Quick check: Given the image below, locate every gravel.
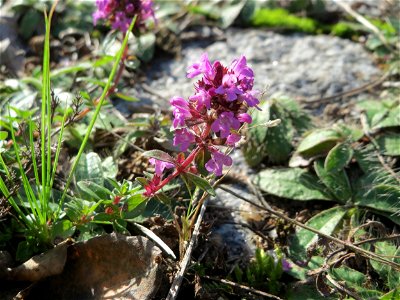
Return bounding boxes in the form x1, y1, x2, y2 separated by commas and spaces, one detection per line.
120, 28, 380, 114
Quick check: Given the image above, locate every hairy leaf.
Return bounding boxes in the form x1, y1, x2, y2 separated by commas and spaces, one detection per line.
254, 168, 332, 201
324, 142, 353, 172
314, 160, 351, 203
289, 206, 347, 261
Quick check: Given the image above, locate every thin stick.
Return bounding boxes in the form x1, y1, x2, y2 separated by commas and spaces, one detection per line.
333, 0, 394, 51
166, 199, 208, 300
202, 275, 283, 300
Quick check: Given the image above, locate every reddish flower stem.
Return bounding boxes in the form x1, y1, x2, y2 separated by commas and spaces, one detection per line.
108, 45, 129, 95
151, 123, 212, 194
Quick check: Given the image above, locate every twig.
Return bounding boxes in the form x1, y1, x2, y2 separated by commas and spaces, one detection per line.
333, 0, 395, 52
325, 273, 362, 300
218, 185, 400, 271
301, 71, 390, 106
202, 275, 283, 300
166, 199, 208, 300
354, 234, 400, 247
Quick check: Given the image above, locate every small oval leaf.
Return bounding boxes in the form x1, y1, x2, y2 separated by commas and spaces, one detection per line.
143, 150, 175, 164
324, 142, 354, 172
297, 129, 342, 158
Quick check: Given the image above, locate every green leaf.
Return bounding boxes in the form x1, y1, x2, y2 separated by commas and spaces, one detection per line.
373, 105, 400, 130
353, 145, 382, 173
297, 129, 342, 158
243, 101, 269, 167
134, 32, 156, 63
19, 9, 41, 39
51, 220, 75, 241
314, 160, 351, 203
0, 131, 8, 140
330, 266, 383, 298
289, 206, 347, 261
219, 0, 246, 28
74, 152, 104, 186
286, 272, 337, 299
101, 156, 118, 179
115, 92, 139, 102
324, 142, 354, 172
376, 134, 400, 156
354, 181, 400, 215
370, 241, 400, 290
254, 168, 332, 201
123, 195, 147, 219
126, 194, 145, 212
264, 103, 294, 163
77, 180, 112, 201
182, 172, 215, 196
50, 62, 92, 78
92, 212, 113, 223
142, 150, 175, 164
380, 289, 400, 300
155, 192, 171, 205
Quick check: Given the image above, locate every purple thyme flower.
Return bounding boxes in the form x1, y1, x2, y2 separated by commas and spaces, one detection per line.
282, 259, 292, 272
173, 128, 195, 152
239, 90, 260, 108
211, 111, 241, 138
187, 53, 215, 79
189, 89, 212, 110
170, 96, 192, 128
215, 74, 243, 101
237, 113, 252, 124
231, 55, 254, 81
226, 133, 241, 146
93, 0, 156, 32
205, 150, 233, 176
112, 11, 130, 32
149, 158, 174, 176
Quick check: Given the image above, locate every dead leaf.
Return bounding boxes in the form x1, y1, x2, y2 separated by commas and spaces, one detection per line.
5, 241, 70, 282
17, 233, 162, 300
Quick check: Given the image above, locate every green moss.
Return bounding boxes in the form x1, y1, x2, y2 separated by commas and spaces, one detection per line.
251, 8, 317, 33
330, 21, 360, 38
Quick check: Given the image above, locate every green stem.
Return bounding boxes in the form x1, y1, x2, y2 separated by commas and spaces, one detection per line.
56, 17, 137, 218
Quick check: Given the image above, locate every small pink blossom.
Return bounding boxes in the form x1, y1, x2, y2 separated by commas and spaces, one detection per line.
170, 96, 192, 128
226, 133, 241, 146
187, 53, 215, 79
211, 111, 241, 138
173, 128, 195, 151
239, 90, 260, 108
205, 150, 233, 176
237, 113, 252, 124
189, 89, 211, 110
215, 74, 242, 101
149, 158, 174, 176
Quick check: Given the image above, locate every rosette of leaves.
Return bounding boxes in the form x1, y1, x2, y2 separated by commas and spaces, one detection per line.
243, 95, 312, 167
254, 98, 400, 298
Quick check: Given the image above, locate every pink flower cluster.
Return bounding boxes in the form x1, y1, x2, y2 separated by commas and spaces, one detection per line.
143, 54, 259, 197
93, 0, 155, 32
171, 53, 259, 176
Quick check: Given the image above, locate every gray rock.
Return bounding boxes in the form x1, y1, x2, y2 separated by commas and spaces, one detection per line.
133, 29, 380, 112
